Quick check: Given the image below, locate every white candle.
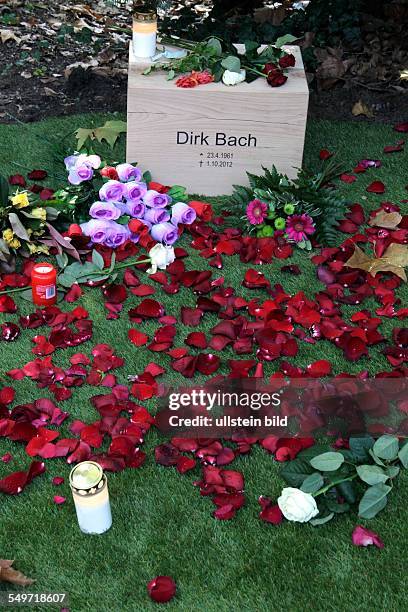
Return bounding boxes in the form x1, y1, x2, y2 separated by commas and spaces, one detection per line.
133, 8, 157, 58
69, 461, 112, 535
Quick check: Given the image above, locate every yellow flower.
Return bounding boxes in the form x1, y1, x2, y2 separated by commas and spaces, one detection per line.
2, 229, 21, 249
30, 207, 47, 221
11, 192, 30, 209
3, 229, 14, 244
27, 243, 49, 255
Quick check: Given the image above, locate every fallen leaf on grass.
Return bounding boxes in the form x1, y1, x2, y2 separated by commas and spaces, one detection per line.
0, 560, 34, 586
352, 100, 374, 117
0, 30, 21, 45
345, 243, 408, 281
368, 210, 403, 229
75, 120, 127, 150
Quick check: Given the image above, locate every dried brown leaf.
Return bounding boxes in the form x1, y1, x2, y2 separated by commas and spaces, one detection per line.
368, 210, 403, 229
352, 100, 374, 117
0, 560, 35, 586
345, 243, 408, 282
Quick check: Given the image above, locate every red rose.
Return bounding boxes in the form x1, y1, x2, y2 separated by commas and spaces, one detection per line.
68, 224, 82, 237
267, 70, 288, 87
279, 53, 296, 69
262, 62, 278, 75
148, 181, 170, 193
100, 166, 119, 180
189, 200, 213, 221
128, 219, 149, 234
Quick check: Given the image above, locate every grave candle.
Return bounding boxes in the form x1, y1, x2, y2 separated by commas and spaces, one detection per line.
31, 263, 57, 306
133, 8, 157, 58
69, 461, 112, 535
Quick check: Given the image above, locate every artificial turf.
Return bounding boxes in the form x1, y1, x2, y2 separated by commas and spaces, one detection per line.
0, 115, 407, 612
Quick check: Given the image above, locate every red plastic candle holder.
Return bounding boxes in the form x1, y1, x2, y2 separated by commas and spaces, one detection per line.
31, 263, 57, 306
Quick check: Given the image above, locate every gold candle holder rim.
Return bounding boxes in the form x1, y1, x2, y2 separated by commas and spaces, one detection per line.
69, 460, 104, 494
133, 9, 157, 21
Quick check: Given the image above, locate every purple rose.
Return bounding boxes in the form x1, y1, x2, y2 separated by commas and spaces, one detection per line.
80, 219, 110, 244
105, 221, 130, 248
116, 163, 142, 183
65, 154, 101, 186
125, 200, 145, 218
171, 202, 197, 225
144, 208, 170, 225
150, 222, 179, 245
144, 190, 172, 209
68, 164, 93, 185
99, 180, 126, 202
125, 181, 148, 201
89, 201, 121, 221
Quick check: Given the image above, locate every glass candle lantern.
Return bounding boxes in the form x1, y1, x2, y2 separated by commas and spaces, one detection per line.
133, 8, 157, 58
31, 263, 57, 306
69, 461, 112, 535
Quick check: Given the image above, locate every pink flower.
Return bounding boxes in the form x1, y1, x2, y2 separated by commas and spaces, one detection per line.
246, 199, 268, 225
286, 214, 315, 242
352, 526, 384, 549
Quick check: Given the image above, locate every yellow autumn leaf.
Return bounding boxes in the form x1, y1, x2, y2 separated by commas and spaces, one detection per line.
345, 243, 408, 282
368, 210, 402, 229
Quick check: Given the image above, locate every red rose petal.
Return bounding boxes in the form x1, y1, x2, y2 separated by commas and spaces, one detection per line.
53, 495, 66, 505
366, 181, 385, 194
128, 328, 149, 346
352, 525, 384, 548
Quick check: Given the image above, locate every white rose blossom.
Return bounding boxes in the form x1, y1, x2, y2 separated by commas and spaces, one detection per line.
222, 69, 246, 86
147, 243, 175, 274
277, 487, 319, 523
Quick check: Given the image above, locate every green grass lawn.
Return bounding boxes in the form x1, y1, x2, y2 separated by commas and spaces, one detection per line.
0, 115, 407, 611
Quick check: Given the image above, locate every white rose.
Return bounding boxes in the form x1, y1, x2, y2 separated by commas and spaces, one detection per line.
277, 487, 319, 523
222, 69, 246, 86
147, 243, 175, 274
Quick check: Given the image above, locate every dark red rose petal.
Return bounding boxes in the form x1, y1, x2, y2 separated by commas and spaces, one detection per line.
366, 181, 385, 194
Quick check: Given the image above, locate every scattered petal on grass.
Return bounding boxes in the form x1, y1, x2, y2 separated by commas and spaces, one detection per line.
352, 526, 384, 548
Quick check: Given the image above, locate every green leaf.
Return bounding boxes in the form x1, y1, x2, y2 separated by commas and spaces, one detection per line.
337, 481, 356, 504
326, 498, 350, 514
386, 466, 400, 479
369, 448, 386, 467
244, 40, 259, 54
0, 174, 9, 208
356, 465, 389, 486
280, 458, 315, 487
45, 206, 59, 221
274, 34, 298, 48
310, 452, 345, 472
373, 435, 399, 461
398, 441, 408, 468
75, 127, 94, 150
94, 120, 127, 149
349, 436, 375, 462
310, 513, 334, 526
221, 55, 241, 73
92, 249, 105, 270
8, 213, 30, 241
56, 252, 68, 270
300, 472, 324, 494
206, 37, 222, 56
358, 484, 391, 519
143, 170, 152, 184
166, 69, 175, 80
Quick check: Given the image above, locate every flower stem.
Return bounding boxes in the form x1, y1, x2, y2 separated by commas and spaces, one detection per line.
0, 258, 152, 297
0, 286, 29, 296
243, 65, 267, 78
314, 474, 357, 497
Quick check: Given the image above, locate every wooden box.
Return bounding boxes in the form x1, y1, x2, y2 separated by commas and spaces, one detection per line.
127, 45, 309, 196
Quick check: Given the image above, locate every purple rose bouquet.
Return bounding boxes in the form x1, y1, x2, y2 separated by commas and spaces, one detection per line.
61, 157, 197, 249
